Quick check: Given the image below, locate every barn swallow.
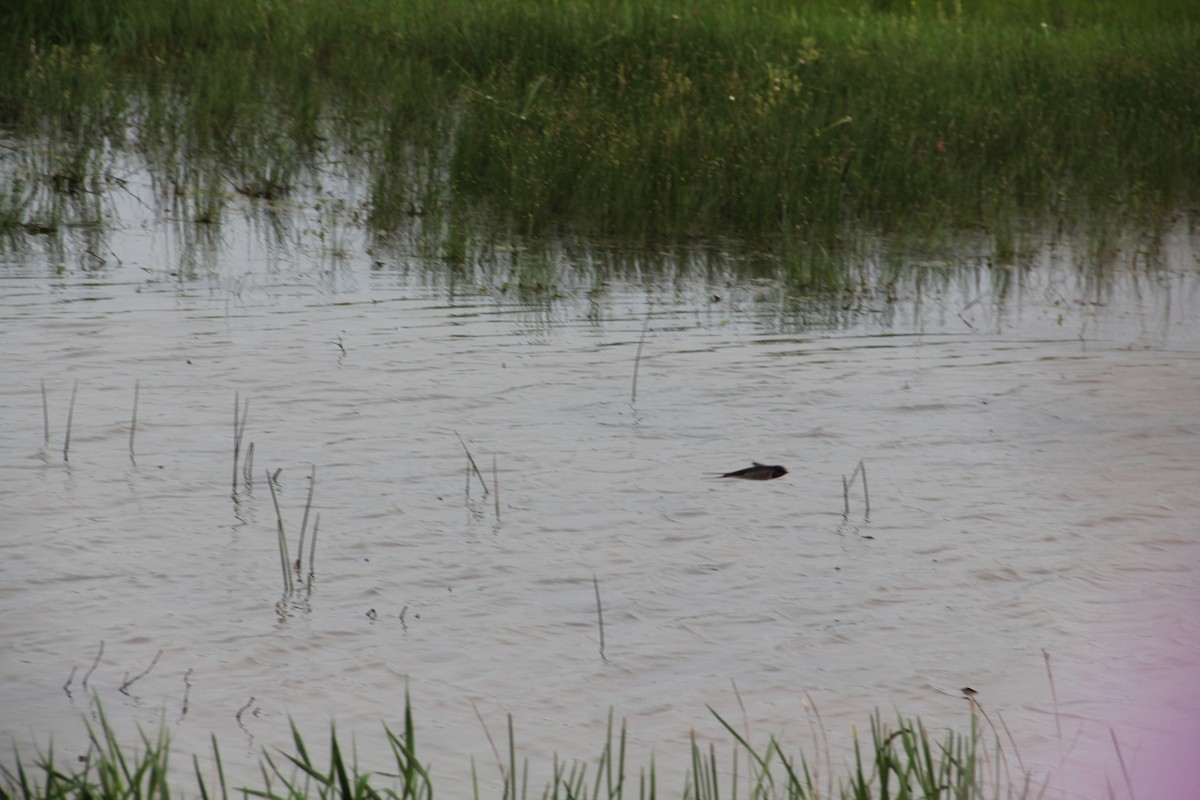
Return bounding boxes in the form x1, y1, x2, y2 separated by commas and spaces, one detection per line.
712, 462, 788, 480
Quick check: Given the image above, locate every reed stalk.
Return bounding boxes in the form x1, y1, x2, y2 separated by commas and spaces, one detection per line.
128, 379, 139, 461
40, 379, 49, 446
631, 307, 651, 404
295, 464, 316, 574
306, 513, 320, 587
232, 394, 249, 492
81, 640, 103, 690
118, 649, 162, 694
593, 574, 607, 661
266, 468, 293, 594
455, 431, 489, 496
62, 379, 78, 462
492, 454, 500, 520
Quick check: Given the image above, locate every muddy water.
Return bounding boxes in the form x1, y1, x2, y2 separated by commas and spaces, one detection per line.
2, 206, 1199, 798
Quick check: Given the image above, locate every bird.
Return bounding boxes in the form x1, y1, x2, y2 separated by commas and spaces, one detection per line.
712, 462, 788, 480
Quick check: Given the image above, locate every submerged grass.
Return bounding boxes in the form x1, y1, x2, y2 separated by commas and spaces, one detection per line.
2, 696, 1038, 800
0, 0, 1197, 282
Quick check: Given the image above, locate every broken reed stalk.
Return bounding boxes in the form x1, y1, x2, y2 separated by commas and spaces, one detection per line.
40, 379, 50, 446
181, 668, 193, 718
1109, 729, 1137, 800
842, 459, 870, 516
236, 697, 255, 725
81, 641, 104, 690
307, 513, 320, 584
266, 468, 294, 594
296, 464, 316, 573
630, 306, 651, 403
859, 459, 870, 515
470, 699, 506, 781
63, 379, 78, 462
242, 441, 255, 486
593, 574, 607, 661
492, 455, 500, 520
129, 379, 140, 461
455, 430, 489, 496
232, 393, 249, 491
119, 649, 163, 694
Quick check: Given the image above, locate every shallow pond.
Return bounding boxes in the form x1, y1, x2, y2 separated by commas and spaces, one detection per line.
2, 187, 1199, 798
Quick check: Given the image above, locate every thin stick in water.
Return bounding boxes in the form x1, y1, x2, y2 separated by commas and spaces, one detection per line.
859, 458, 870, 515
842, 474, 850, 516
41, 379, 50, 446
181, 668, 193, 719
63, 665, 76, 696
129, 379, 140, 461
296, 465, 316, 573
232, 394, 249, 491
119, 649, 163, 694
593, 574, 607, 661
631, 306, 651, 403
1043, 648, 1064, 774
455, 430, 489, 496
235, 697, 255, 726
267, 468, 293, 594
82, 640, 104, 689
232, 393, 240, 490
242, 441, 255, 487
63, 379, 78, 462
471, 699, 505, 782
1109, 728, 1137, 800
306, 513, 320, 586
492, 455, 500, 520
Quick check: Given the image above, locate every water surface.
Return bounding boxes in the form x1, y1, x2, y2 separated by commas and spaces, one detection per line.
2, 194, 1199, 798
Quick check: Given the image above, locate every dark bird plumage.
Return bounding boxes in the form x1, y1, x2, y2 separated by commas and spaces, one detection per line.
713, 462, 788, 480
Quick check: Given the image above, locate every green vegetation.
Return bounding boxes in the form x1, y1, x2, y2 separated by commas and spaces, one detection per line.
2, 698, 1036, 800
1, 0, 1197, 280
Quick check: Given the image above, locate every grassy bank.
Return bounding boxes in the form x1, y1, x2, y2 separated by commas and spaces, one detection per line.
1, 0, 1198, 263
2, 698, 1032, 800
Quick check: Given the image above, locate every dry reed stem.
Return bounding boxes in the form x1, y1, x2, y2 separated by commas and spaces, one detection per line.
471, 699, 506, 781
63, 379, 78, 462
129, 379, 139, 461
1109, 728, 1137, 800
593, 574, 607, 661
296, 464, 316, 573
235, 697, 254, 726
82, 640, 103, 689
181, 668, 193, 718
119, 648, 163, 694
492, 454, 500, 520
232, 394, 250, 491
455, 430, 489, 496
40, 379, 49, 445
267, 468, 294, 594
242, 441, 255, 486
631, 306, 651, 403
843, 459, 870, 516
306, 513, 320, 586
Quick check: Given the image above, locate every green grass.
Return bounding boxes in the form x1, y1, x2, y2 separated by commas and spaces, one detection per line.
1, 0, 1197, 281
2, 696, 1038, 800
